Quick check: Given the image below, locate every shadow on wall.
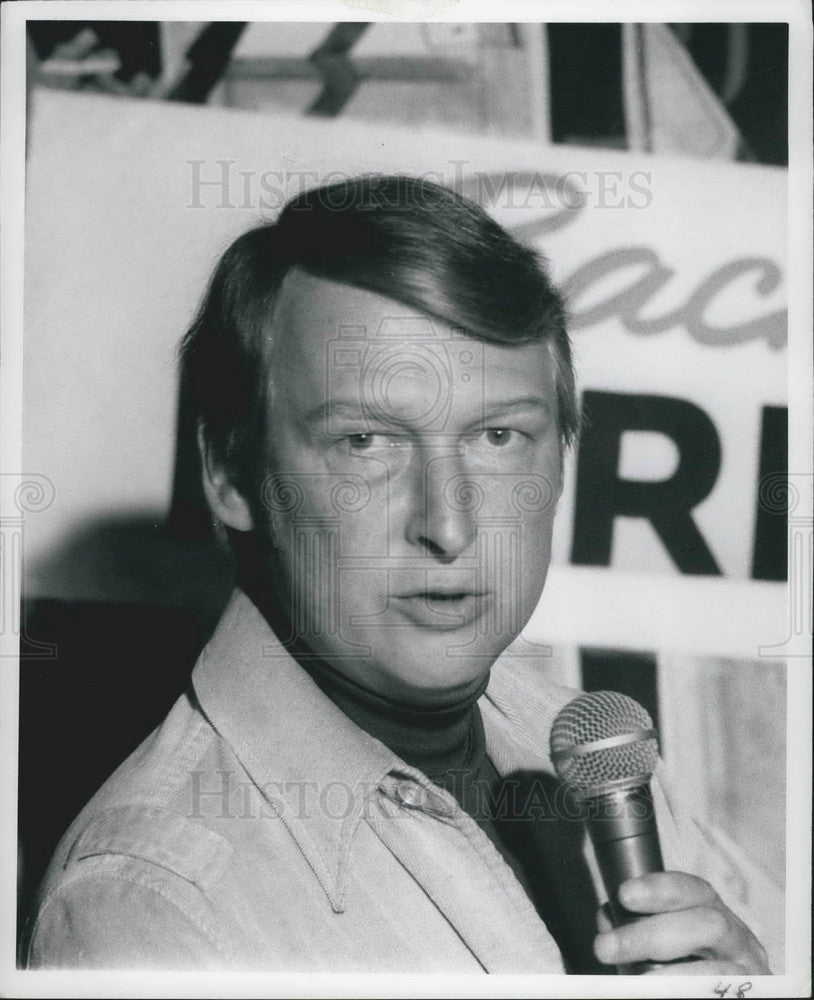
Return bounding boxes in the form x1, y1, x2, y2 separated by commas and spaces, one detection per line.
26, 512, 235, 634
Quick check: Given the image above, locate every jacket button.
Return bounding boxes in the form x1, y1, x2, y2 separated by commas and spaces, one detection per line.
395, 782, 425, 808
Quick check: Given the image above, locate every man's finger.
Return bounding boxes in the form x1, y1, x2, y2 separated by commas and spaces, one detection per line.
594, 905, 732, 965
617, 871, 719, 913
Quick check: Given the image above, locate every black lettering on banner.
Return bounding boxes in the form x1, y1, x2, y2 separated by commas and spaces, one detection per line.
751, 406, 788, 581
571, 392, 722, 575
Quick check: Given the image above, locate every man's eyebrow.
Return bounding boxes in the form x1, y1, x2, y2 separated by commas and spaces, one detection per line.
479, 396, 554, 418
303, 401, 365, 425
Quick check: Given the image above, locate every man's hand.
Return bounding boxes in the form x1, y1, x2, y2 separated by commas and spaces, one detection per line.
593, 872, 771, 975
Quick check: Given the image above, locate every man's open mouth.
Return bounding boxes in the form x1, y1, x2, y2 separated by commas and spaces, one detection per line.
390, 589, 490, 629
399, 590, 486, 602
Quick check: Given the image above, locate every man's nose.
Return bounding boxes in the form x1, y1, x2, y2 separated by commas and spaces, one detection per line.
404, 452, 477, 563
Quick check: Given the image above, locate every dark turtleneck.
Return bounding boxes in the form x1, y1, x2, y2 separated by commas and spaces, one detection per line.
295, 647, 491, 798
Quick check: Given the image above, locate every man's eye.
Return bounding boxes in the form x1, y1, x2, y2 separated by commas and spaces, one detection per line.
348, 433, 374, 450
484, 428, 514, 447
346, 433, 404, 452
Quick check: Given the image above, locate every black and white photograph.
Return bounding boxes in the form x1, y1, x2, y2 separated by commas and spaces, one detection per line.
1, 1, 811, 996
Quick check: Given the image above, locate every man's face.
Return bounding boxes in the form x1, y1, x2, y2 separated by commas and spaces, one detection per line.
255, 269, 562, 706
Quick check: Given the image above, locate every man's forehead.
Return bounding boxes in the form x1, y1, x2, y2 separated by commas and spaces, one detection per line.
272, 268, 422, 343
267, 268, 556, 409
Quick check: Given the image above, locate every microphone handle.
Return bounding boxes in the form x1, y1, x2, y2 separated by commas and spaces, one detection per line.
584, 783, 666, 975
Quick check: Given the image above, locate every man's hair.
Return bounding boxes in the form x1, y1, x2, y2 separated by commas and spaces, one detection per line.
180, 174, 578, 496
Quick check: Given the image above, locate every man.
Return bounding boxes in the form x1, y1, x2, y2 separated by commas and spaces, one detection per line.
26, 175, 771, 973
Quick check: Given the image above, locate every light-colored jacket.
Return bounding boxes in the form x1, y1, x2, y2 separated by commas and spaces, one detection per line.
25, 589, 779, 972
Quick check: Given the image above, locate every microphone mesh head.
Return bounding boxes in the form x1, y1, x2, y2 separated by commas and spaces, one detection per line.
550, 690, 659, 794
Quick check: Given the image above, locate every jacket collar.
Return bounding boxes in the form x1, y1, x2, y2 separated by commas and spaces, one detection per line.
191, 589, 575, 912
192, 589, 405, 912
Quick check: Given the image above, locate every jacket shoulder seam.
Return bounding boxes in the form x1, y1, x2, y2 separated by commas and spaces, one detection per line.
28, 857, 236, 967
64, 803, 233, 891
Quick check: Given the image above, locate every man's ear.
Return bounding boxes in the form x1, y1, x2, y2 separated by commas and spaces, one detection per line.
198, 425, 255, 532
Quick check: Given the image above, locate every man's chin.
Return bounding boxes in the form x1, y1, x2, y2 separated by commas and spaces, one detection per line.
331, 633, 512, 706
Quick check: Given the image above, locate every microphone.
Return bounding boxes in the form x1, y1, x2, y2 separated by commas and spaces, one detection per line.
550, 690, 663, 974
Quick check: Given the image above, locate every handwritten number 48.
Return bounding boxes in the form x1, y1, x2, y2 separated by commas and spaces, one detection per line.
714, 983, 752, 998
